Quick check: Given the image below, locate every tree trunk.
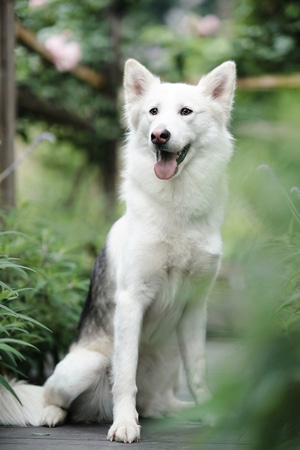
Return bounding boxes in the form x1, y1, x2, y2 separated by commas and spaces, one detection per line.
0, 0, 15, 208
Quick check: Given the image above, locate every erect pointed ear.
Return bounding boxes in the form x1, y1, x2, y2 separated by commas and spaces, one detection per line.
198, 61, 236, 120
124, 59, 160, 104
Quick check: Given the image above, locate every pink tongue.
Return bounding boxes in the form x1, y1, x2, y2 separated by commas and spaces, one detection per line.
154, 156, 177, 180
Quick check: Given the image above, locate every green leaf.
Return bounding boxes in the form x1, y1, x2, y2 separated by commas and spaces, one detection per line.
0, 304, 21, 317
0, 338, 38, 350
0, 343, 26, 361
0, 304, 50, 331
14, 314, 51, 332
0, 374, 22, 405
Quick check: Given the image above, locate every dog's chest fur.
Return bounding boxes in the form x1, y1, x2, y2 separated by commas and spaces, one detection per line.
127, 216, 220, 347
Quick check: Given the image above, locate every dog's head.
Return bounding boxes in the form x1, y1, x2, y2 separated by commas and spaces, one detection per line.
123, 59, 236, 180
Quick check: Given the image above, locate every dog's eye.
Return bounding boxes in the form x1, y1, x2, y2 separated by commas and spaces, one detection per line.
149, 107, 158, 115
180, 107, 193, 116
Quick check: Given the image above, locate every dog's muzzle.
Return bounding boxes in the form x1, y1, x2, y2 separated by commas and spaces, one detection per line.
154, 143, 191, 180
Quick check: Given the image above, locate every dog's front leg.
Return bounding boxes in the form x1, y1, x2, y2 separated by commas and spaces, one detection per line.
107, 289, 145, 443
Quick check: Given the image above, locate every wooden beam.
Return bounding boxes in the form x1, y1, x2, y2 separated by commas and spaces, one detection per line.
0, 0, 16, 208
15, 21, 106, 89
238, 73, 300, 90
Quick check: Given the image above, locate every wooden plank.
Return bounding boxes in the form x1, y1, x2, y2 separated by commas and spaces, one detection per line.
238, 73, 300, 90
0, 423, 249, 449
0, 0, 15, 207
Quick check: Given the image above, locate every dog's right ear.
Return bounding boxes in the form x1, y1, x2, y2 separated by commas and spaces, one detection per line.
124, 59, 160, 105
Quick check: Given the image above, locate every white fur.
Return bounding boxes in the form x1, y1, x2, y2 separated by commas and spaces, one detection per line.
0, 59, 236, 444
0, 381, 44, 426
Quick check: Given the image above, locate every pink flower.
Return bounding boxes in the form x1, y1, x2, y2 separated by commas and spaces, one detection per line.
196, 15, 220, 37
29, 0, 48, 8
44, 31, 82, 71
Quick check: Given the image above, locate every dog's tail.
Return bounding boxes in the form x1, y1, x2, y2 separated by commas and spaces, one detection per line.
0, 380, 44, 426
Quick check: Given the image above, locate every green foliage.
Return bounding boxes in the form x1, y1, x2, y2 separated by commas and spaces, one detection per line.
233, 0, 300, 75
173, 170, 300, 449
0, 249, 49, 396
134, 24, 232, 82
15, 0, 129, 195
0, 215, 89, 383
228, 196, 300, 450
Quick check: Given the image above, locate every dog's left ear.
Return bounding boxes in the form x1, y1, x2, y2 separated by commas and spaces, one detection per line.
124, 59, 160, 105
198, 61, 236, 121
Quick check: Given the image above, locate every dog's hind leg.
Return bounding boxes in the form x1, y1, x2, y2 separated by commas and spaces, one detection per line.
177, 299, 211, 406
41, 347, 109, 427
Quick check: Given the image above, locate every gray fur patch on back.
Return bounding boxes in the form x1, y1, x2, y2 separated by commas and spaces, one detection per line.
75, 245, 115, 342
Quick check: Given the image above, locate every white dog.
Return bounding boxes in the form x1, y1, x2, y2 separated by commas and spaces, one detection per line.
0, 59, 236, 443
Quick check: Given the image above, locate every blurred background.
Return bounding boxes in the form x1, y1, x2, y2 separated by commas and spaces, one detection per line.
1, 1, 300, 448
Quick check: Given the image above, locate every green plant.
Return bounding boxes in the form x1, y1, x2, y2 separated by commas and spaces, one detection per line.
0, 249, 49, 398
208, 170, 300, 449
0, 213, 90, 384
233, 0, 300, 75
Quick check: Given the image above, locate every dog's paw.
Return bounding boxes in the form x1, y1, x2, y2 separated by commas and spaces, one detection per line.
107, 421, 141, 443
41, 405, 67, 427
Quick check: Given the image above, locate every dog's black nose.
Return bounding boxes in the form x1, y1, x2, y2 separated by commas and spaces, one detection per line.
151, 128, 171, 145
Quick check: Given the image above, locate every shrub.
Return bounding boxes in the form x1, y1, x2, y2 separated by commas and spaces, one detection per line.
0, 250, 48, 396
0, 212, 89, 384
206, 169, 300, 449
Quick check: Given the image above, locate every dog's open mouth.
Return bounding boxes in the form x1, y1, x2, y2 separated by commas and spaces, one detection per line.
154, 144, 191, 180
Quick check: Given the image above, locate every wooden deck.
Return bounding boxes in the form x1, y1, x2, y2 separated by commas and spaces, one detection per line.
0, 422, 249, 449
0, 340, 248, 449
